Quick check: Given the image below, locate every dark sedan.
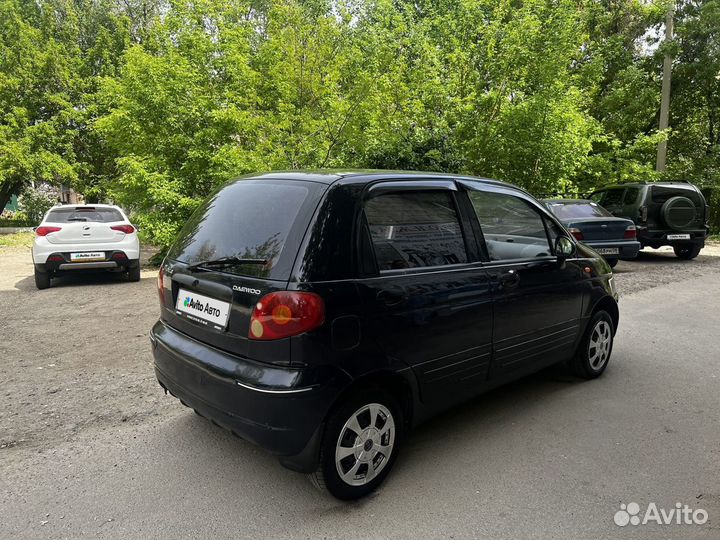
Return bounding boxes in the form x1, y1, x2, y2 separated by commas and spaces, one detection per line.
544, 199, 640, 267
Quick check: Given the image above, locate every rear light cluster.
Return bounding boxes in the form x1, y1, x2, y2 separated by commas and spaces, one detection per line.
35, 226, 62, 236
249, 291, 325, 340
568, 227, 584, 241
111, 225, 135, 234
623, 225, 637, 239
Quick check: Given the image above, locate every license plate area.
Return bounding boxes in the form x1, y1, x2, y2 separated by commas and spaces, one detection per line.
596, 248, 619, 255
175, 288, 231, 331
70, 251, 106, 262
667, 234, 691, 240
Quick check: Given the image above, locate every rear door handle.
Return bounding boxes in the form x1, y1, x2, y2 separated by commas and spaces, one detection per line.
376, 289, 407, 306
499, 269, 520, 289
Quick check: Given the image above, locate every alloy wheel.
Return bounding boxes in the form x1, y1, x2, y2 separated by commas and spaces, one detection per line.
588, 320, 612, 370
335, 403, 395, 486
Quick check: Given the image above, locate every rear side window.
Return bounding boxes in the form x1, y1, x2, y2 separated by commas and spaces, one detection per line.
46, 207, 124, 223
364, 191, 468, 271
601, 189, 625, 207
167, 180, 323, 279
468, 191, 552, 261
624, 188, 640, 205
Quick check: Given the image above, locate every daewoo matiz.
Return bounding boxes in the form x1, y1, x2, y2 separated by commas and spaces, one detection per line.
151, 171, 619, 500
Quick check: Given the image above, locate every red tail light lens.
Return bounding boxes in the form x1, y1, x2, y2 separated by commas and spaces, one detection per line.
249, 291, 325, 340
568, 227, 584, 241
157, 267, 165, 304
623, 225, 637, 239
111, 225, 135, 234
35, 226, 62, 236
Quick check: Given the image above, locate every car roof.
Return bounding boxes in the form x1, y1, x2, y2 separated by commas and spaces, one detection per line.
593, 182, 697, 190
235, 169, 514, 189
543, 198, 594, 204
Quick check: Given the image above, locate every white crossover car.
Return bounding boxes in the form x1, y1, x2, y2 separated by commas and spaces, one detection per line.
32, 204, 140, 289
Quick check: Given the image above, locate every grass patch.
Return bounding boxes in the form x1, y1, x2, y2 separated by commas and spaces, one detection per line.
0, 231, 34, 248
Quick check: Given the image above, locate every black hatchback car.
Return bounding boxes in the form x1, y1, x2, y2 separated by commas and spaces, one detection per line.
151, 171, 619, 500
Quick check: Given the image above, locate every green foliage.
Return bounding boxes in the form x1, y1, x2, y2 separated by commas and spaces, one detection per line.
1, 0, 719, 244
18, 188, 56, 224
0, 231, 34, 247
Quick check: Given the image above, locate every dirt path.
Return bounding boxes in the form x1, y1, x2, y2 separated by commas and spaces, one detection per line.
0, 244, 180, 467
1, 242, 719, 467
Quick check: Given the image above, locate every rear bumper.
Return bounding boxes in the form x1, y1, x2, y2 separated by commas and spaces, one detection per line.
583, 240, 640, 259
32, 236, 140, 264
150, 321, 349, 471
638, 229, 708, 248
34, 250, 139, 273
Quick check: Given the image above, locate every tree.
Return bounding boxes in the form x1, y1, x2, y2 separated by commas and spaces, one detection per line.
0, 0, 79, 210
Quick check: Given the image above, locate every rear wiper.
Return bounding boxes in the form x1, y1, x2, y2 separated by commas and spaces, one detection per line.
187, 256, 268, 271
67, 217, 89, 222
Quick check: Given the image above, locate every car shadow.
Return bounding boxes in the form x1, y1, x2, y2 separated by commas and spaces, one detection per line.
14, 271, 154, 291
621, 248, 716, 265
151, 363, 579, 506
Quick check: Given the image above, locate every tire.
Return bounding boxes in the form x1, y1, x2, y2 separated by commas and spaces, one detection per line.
673, 244, 701, 260
34, 268, 51, 290
661, 196, 697, 230
127, 261, 141, 282
606, 258, 618, 268
309, 388, 403, 500
570, 311, 614, 379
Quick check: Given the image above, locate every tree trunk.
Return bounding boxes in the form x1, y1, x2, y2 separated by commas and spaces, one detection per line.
0, 180, 23, 213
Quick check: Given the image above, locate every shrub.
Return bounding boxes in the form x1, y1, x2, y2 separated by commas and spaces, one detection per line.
18, 189, 57, 224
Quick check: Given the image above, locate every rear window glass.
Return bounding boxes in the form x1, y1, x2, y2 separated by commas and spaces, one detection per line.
547, 202, 611, 219
167, 180, 323, 279
364, 191, 468, 271
651, 186, 702, 206
46, 207, 124, 223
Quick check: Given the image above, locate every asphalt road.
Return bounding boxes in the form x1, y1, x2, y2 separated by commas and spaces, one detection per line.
2, 252, 720, 539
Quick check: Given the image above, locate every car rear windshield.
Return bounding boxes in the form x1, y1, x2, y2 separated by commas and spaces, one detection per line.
547, 202, 611, 219
167, 179, 324, 280
46, 207, 124, 223
651, 186, 703, 206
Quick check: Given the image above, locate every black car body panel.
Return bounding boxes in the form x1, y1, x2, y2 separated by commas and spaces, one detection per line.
151, 170, 619, 474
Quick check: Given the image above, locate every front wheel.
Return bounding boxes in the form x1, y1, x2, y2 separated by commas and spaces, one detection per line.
571, 311, 614, 379
673, 244, 701, 260
309, 389, 402, 500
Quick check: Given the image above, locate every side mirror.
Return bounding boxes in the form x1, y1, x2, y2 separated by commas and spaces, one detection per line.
555, 236, 575, 260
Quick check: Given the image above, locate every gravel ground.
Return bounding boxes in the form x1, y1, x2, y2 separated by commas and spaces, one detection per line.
0, 242, 719, 467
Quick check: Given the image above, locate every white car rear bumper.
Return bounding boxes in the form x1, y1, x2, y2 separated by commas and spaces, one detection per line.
32, 236, 140, 266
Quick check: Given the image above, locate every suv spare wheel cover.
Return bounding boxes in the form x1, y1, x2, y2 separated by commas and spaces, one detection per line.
661, 196, 696, 230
